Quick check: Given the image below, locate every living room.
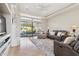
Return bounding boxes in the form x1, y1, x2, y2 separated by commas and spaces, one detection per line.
10, 3, 79, 56
29, 3, 79, 56
1, 3, 79, 56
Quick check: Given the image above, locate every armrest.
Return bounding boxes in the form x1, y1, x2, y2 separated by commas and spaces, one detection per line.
54, 40, 79, 56
54, 40, 72, 49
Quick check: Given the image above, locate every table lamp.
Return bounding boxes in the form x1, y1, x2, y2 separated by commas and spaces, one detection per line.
71, 24, 77, 33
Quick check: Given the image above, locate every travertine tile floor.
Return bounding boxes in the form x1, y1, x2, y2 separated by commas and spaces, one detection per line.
7, 38, 46, 56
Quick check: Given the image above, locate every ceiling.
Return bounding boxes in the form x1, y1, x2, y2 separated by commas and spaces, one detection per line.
10, 3, 75, 17
0, 3, 10, 14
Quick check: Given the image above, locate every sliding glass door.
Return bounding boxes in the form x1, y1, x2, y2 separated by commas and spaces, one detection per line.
20, 17, 32, 37
20, 17, 40, 37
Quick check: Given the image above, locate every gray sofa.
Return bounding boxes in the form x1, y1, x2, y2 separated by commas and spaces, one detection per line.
47, 30, 68, 41
54, 40, 79, 56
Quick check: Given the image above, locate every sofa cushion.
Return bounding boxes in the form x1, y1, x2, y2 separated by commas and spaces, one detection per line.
75, 35, 79, 40
64, 37, 75, 45
74, 41, 79, 52
70, 35, 79, 47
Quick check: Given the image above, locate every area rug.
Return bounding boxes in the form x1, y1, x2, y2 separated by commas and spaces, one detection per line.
30, 38, 54, 56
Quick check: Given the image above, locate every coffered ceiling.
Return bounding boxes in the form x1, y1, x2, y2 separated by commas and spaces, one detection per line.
9, 3, 76, 17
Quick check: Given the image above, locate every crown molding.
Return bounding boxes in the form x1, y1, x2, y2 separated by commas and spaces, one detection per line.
45, 3, 79, 19
17, 12, 46, 20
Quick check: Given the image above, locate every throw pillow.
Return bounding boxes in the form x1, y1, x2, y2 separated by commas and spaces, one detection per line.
64, 37, 75, 45
49, 32, 55, 35
57, 32, 62, 36
70, 35, 79, 47
61, 32, 66, 36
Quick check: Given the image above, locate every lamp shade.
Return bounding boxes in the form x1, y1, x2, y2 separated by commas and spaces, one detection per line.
71, 24, 77, 29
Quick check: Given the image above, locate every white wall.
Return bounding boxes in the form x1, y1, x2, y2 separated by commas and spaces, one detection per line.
33, 19, 48, 33
40, 19, 48, 32
3, 14, 12, 34
10, 18, 20, 47
48, 5, 79, 34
